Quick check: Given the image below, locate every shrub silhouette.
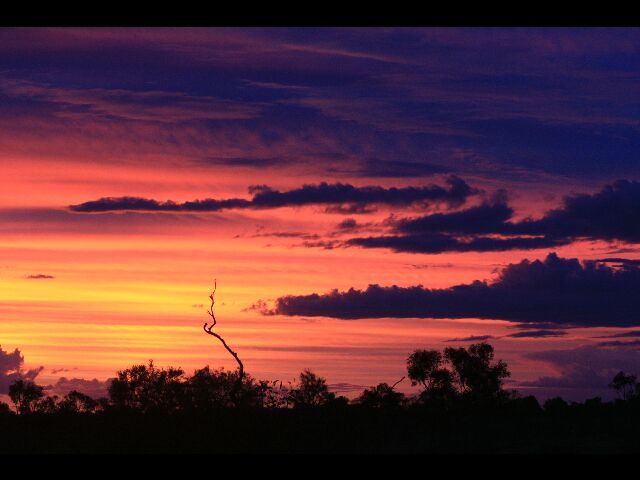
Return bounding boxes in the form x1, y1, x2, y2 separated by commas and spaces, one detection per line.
356, 382, 406, 409
287, 369, 336, 407
184, 366, 268, 410
58, 390, 99, 414
108, 360, 185, 413
1, 344, 640, 453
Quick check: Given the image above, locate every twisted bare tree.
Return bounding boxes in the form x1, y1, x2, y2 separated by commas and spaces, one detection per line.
202, 280, 244, 406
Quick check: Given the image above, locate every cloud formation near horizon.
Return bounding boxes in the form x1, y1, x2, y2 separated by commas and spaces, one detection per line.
46, 377, 112, 399
0, 345, 43, 394
69, 176, 476, 214
520, 345, 640, 400
254, 253, 640, 327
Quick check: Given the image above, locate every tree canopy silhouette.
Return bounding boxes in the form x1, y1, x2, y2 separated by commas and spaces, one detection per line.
2, 340, 640, 453
609, 371, 638, 401
356, 378, 406, 409
8, 379, 44, 414
407, 342, 510, 404
287, 369, 337, 408
108, 360, 185, 413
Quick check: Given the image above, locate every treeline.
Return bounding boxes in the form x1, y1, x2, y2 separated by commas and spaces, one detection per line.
2, 342, 639, 416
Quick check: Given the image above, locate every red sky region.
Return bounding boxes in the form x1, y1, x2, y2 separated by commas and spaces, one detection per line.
2, 27, 640, 402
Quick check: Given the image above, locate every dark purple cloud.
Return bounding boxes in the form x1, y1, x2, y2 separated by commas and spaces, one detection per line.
508, 180, 640, 243
255, 253, 640, 327
593, 258, 640, 270
346, 232, 565, 254
250, 176, 476, 209
342, 180, 640, 254
520, 345, 640, 401
395, 200, 514, 236
26, 274, 54, 279
597, 330, 640, 339
0, 345, 43, 394
252, 231, 320, 240
69, 196, 250, 213
595, 340, 640, 348
69, 176, 477, 214
336, 218, 358, 230
3, 29, 640, 186
504, 330, 567, 339
445, 335, 495, 342
46, 377, 112, 399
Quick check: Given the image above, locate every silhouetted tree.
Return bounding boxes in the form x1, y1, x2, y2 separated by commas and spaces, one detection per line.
58, 390, 98, 413
444, 342, 510, 403
262, 379, 292, 409
108, 360, 185, 413
407, 349, 456, 402
356, 379, 406, 409
609, 371, 638, 401
202, 280, 244, 407
34, 395, 59, 414
8, 379, 44, 414
288, 369, 336, 407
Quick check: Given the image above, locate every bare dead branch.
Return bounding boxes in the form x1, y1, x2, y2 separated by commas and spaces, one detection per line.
202, 279, 244, 406
391, 376, 406, 390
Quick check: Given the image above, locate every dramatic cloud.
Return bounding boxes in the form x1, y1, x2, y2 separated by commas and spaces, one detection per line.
256, 253, 640, 327
69, 196, 251, 213
343, 180, 640, 254
0, 345, 43, 394
69, 176, 477, 214
250, 177, 476, 209
395, 200, 514, 236
510, 180, 640, 243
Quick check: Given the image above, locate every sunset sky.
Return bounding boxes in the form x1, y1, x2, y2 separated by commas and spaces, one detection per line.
2, 27, 640, 402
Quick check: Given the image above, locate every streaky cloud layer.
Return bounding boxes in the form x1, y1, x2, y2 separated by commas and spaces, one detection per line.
69, 175, 477, 213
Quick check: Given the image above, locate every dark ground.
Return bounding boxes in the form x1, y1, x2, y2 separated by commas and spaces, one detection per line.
1, 405, 639, 453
